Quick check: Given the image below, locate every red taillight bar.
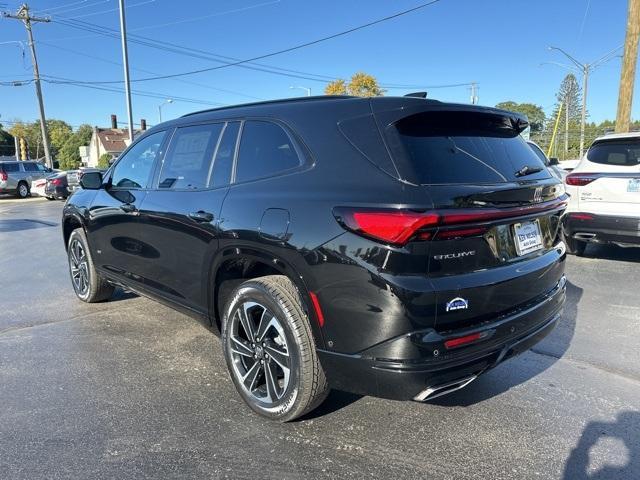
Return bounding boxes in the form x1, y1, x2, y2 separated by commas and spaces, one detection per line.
444, 332, 486, 349
0, 172, 7, 181
334, 197, 567, 246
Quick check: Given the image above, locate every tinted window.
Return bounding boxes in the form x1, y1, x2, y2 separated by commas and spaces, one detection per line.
23, 162, 38, 172
587, 140, 640, 166
210, 122, 240, 188
1, 163, 19, 173
111, 131, 165, 189
236, 121, 301, 183
35, 163, 47, 172
159, 123, 223, 189
527, 142, 549, 166
387, 111, 550, 184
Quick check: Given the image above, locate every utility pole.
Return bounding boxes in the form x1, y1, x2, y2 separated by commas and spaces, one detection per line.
616, 0, 640, 133
469, 82, 479, 105
2, 4, 53, 167
118, 0, 134, 142
547, 46, 622, 158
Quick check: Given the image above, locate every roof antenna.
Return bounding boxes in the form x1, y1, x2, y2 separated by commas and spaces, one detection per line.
404, 92, 427, 98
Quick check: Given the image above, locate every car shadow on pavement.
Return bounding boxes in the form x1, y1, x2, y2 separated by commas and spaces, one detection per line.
429, 280, 583, 408
298, 390, 363, 421
562, 411, 640, 479
582, 243, 640, 263
109, 288, 139, 303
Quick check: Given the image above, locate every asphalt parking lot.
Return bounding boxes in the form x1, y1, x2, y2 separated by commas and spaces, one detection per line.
1, 197, 639, 480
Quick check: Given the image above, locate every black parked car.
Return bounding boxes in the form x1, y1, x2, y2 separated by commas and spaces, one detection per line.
45, 172, 70, 200
62, 96, 568, 421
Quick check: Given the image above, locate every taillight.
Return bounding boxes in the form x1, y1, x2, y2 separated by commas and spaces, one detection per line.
0, 172, 7, 181
51, 178, 63, 186
334, 198, 567, 246
565, 172, 600, 186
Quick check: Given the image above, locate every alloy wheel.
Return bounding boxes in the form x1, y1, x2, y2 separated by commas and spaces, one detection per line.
228, 301, 291, 405
18, 184, 28, 198
69, 238, 89, 296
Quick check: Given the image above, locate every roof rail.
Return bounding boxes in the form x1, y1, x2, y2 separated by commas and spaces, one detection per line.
181, 95, 355, 118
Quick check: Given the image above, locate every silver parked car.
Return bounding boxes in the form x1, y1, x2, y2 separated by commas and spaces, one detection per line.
0, 160, 55, 198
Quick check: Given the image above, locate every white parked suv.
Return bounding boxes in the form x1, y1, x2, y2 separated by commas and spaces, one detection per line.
563, 132, 640, 255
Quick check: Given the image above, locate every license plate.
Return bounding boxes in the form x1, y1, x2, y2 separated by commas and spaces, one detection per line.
513, 220, 543, 256
628, 179, 640, 192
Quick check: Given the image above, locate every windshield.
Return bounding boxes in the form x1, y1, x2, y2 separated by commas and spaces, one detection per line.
386, 110, 550, 184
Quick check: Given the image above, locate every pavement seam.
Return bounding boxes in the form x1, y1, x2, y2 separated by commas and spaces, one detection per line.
0, 308, 114, 337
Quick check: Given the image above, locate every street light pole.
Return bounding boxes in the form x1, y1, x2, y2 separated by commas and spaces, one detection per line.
158, 99, 173, 123
547, 46, 622, 158
289, 85, 311, 97
118, 0, 134, 142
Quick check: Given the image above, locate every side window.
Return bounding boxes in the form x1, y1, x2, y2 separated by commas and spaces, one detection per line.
1, 163, 19, 173
35, 163, 47, 172
235, 120, 301, 183
111, 131, 165, 189
210, 121, 240, 188
159, 123, 223, 189
23, 162, 38, 172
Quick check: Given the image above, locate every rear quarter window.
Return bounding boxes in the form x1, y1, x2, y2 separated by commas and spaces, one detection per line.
587, 140, 640, 166
385, 110, 550, 184
1, 163, 20, 173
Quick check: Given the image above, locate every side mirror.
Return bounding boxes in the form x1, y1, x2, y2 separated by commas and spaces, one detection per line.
108, 156, 117, 166
549, 157, 560, 166
80, 171, 103, 190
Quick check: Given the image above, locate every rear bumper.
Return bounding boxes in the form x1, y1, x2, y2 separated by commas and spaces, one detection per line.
563, 213, 640, 246
318, 275, 566, 401
45, 185, 69, 199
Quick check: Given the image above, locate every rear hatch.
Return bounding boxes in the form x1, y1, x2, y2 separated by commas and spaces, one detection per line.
566, 137, 640, 217
374, 104, 567, 331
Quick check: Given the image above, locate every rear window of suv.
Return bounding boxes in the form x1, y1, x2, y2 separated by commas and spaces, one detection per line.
1, 162, 19, 173
587, 139, 640, 166
385, 110, 550, 184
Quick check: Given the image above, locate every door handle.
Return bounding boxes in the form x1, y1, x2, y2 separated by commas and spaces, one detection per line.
189, 210, 214, 223
120, 203, 138, 214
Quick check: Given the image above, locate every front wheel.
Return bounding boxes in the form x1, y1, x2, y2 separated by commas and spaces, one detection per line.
221, 275, 329, 422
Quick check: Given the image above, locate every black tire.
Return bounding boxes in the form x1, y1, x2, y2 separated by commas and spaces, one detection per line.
221, 275, 329, 422
46, 196, 55, 201
563, 232, 587, 256
67, 228, 115, 302
16, 181, 29, 199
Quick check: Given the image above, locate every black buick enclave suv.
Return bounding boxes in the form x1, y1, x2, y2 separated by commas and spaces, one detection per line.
63, 96, 567, 421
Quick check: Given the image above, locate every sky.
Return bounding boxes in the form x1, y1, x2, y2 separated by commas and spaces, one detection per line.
0, 0, 635, 130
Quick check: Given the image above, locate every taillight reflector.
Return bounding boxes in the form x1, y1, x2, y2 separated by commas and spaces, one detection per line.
569, 213, 594, 221
444, 332, 485, 349
565, 173, 600, 186
309, 292, 325, 328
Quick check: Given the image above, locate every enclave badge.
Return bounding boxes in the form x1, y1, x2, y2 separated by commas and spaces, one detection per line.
446, 297, 469, 312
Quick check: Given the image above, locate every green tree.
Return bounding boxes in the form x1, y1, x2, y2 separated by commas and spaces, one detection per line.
98, 153, 112, 169
47, 120, 73, 158
58, 124, 94, 170
495, 101, 547, 132
324, 72, 384, 97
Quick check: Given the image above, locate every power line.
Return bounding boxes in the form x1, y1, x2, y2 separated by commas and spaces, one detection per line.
49, 0, 444, 85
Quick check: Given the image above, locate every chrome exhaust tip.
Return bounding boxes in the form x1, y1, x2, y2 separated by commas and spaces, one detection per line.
574, 232, 596, 241
413, 375, 478, 402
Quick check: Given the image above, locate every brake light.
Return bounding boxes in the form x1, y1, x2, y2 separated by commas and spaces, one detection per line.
51, 178, 63, 186
565, 172, 600, 186
0, 172, 6, 181
568, 213, 594, 221
348, 211, 439, 244
334, 198, 567, 246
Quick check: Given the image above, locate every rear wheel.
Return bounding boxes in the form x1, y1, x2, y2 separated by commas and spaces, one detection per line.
563, 232, 587, 256
16, 181, 29, 199
221, 275, 329, 422
67, 228, 114, 302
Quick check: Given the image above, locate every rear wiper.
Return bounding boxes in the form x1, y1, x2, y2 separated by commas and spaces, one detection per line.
515, 165, 544, 177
